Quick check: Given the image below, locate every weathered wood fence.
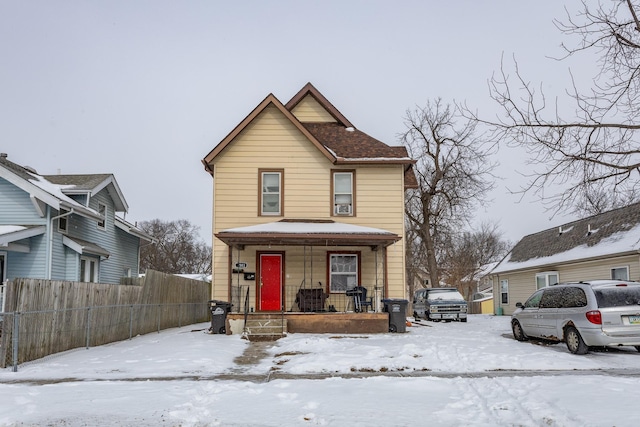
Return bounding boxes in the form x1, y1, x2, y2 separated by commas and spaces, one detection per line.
0, 270, 211, 369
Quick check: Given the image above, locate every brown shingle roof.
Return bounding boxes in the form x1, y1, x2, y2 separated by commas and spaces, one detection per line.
43, 174, 113, 190
303, 123, 411, 162
508, 202, 640, 263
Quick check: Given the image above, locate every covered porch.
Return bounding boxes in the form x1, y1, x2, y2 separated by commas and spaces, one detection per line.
214, 219, 402, 334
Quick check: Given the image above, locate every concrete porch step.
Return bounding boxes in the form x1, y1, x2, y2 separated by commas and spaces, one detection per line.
243, 318, 287, 341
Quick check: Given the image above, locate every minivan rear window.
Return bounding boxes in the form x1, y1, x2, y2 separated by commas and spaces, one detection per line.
594, 286, 640, 308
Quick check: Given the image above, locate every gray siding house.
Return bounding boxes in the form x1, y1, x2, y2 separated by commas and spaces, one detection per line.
0, 153, 152, 286
490, 202, 640, 315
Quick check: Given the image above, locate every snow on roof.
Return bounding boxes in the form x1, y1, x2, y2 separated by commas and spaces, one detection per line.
493, 223, 640, 273
221, 220, 396, 235
0, 225, 26, 236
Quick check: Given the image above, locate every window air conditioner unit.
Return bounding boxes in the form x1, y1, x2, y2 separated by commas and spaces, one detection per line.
336, 204, 352, 215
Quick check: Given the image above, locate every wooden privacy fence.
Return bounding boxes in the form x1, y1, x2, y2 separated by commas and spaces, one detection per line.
0, 270, 211, 369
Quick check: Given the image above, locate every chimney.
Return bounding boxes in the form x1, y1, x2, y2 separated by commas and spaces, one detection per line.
0, 153, 7, 159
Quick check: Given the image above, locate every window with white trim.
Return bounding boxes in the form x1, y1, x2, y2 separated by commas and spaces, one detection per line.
97, 203, 106, 229
329, 253, 359, 293
611, 266, 629, 280
500, 279, 509, 304
58, 208, 69, 233
80, 257, 99, 283
536, 271, 559, 290
259, 170, 283, 216
333, 171, 354, 216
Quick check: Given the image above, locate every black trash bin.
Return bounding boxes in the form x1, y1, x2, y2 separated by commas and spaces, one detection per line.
382, 298, 408, 333
208, 300, 233, 334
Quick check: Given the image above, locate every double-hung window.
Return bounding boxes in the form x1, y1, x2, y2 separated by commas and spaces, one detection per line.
500, 279, 509, 304
536, 272, 559, 290
332, 170, 354, 216
329, 252, 359, 293
259, 169, 283, 216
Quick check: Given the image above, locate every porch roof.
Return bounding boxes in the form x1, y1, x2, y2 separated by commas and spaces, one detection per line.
215, 219, 401, 249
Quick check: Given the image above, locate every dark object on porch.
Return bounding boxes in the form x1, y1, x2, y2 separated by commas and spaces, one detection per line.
209, 300, 233, 334
346, 286, 373, 312
382, 298, 408, 333
295, 288, 328, 312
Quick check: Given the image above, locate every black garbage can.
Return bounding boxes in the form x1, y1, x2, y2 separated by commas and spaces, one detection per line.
382, 298, 408, 333
208, 300, 233, 334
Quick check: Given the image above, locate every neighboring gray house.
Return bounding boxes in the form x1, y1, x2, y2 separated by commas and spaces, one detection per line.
0, 153, 152, 285
490, 202, 640, 315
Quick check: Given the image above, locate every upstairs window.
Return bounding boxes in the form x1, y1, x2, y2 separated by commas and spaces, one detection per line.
332, 170, 354, 216
259, 169, 283, 216
97, 203, 106, 230
536, 272, 559, 290
58, 208, 69, 233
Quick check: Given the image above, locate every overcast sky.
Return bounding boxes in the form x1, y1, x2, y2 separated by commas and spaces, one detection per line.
0, 1, 592, 244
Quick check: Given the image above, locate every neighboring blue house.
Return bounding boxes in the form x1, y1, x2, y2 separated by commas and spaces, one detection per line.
0, 153, 153, 285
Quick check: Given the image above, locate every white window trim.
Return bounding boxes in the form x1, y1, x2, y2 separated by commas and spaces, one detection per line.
535, 271, 559, 290
58, 208, 69, 234
97, 203, 106, 230
260, 170, 283, 216
611, 266, 629, 280
333, 171, 354, 216
329, 253, 359, 293
80, 256, 99, 283
500, 279, 508, 304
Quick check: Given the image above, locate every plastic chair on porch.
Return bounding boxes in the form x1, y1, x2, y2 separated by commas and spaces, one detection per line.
347, 285, 373, 312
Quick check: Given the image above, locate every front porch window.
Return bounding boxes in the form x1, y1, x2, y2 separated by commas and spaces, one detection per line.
329, 253, 359, 292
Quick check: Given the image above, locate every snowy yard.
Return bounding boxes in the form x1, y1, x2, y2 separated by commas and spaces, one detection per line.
1, 315, 639, 426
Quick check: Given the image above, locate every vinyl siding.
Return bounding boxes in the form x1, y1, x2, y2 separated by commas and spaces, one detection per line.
0, 178, 46, 225
6, 234, 47, 280
210, 104, 407, 302
492, 254, 640, 315
290, 96, 337, 123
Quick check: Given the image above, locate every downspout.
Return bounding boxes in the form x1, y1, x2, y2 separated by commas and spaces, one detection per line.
47, 208, 74, 279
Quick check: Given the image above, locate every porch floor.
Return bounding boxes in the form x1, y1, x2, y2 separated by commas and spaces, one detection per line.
227, 312, 389, 335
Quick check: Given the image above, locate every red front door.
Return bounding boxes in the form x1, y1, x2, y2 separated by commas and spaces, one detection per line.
259, 254, 282, 311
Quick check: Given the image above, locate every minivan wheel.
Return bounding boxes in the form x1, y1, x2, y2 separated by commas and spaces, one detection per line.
511, 320, 527, 341
565, 326, 588, 355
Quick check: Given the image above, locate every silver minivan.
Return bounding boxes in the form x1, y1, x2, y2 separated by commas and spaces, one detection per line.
511, 280, 640, 354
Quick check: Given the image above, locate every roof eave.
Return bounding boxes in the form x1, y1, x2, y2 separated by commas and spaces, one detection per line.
203, 93, 337, 167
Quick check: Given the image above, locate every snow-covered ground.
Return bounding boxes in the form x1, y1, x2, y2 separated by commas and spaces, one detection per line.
1, 315, 639, 426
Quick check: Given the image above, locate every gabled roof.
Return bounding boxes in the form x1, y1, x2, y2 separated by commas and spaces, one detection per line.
0, 154, 102, 220
285, 82, 354, 128
493, 202, 640, 274
202, 83, 416, 186
202, 93, 337, 169
44, 174, 129, 212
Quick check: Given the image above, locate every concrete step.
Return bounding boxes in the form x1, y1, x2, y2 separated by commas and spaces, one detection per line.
244, 318, 287, 341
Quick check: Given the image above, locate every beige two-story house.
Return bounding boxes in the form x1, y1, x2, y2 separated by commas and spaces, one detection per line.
202, 83, 416, 327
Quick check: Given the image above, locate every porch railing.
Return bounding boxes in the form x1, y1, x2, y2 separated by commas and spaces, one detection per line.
230, 283, 385, 314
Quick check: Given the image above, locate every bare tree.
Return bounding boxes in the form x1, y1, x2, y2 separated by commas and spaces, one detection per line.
472, 1, 640, 215
139, 219, 212, 275
440, 222, 511, 300
402, 99, 497, 290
